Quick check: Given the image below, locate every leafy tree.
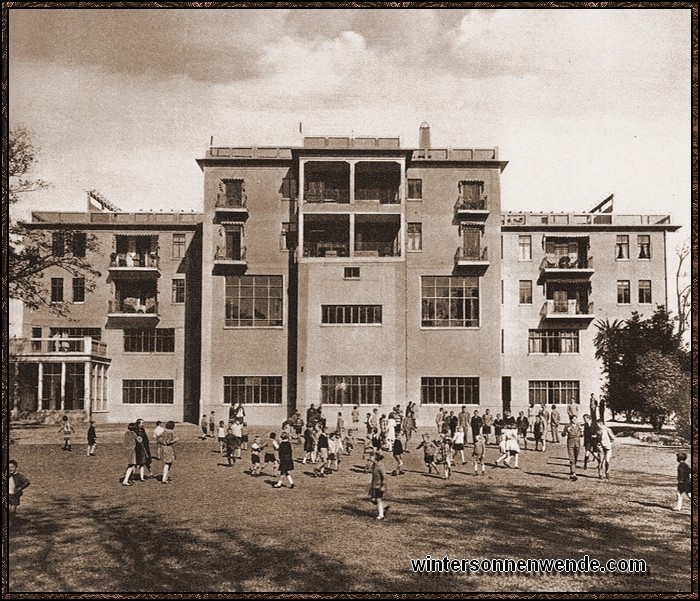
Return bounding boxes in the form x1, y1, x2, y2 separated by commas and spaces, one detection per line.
9, 128, 100, 316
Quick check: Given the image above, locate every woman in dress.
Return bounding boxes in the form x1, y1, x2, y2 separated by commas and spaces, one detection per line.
158, 421, 179, 484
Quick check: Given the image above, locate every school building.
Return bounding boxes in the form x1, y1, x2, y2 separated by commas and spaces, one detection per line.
10, 124, 679, 426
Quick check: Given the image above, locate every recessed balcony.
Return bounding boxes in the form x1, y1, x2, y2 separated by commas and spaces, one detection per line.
538, 254, 594, 284
108, 252, 160, 278
213, 247, 248, 272
455, 196, 489, 221
454, 246, 489, 273
540, 300, 595, 323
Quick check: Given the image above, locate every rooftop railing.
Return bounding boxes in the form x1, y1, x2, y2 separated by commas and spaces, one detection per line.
502, 213, 672, 226
10, 337, 108, 357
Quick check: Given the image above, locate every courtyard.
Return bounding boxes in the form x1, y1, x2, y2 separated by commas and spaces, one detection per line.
7, 423, 693, 593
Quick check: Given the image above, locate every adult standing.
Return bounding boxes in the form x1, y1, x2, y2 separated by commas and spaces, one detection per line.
122, 423, 139, 486
435, 408, 445, 435
458, 406, 470, 441
550, 405, 561, 443
597, 420, 616, 479
208, 411, 217, 438
470, 410, 483, 445
562, 416, 583, 481
351, 405, 360, 432
566, 397, 579, 422
158, 421, 178, 484
274, 433, 295, 489
482, 408, 494, 445
134, 419, 152, 481
589, 394, 599, 422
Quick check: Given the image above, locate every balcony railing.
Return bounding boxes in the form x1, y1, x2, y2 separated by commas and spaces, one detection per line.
109, 253, 160, 269
354, 241, 400, 257
214, 246, 247, 262
502, 212, 673, 226
108, 299, 159, 314
540, 254, 593, 270
215, 194, 247, 209
355, 188, 400, 204
304, 186, 350, 203
10, 337, 108, 358
454, 246, 489, 262
455, 196, 488, 211
541, 300, 595, 318
302, 243, 349, 258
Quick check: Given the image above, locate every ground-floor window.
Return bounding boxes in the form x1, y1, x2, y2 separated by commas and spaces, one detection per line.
528, 329, 579, 354
321, 375, 382, 405
123, 379, 174, 404
528, 380, 579, 405
224, 376, 283, 404
421, 377, 479, 405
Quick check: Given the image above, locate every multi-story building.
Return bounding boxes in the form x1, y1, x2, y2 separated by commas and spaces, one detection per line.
10, 125, 679, 426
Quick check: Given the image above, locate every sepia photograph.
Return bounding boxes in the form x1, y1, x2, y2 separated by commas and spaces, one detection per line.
5, 4, 695, 595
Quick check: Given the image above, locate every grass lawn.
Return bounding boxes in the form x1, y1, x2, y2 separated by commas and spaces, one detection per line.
7, 427, 693, 593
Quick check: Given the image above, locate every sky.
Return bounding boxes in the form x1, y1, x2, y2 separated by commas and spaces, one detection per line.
8, 7, 693, 314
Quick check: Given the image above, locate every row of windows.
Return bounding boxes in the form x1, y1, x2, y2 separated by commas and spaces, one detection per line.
528, 330, 579, 354
49, 278, 185, 304
516, 280, 652, 305
53, 232, 190, 259
517, 235, 652, 261
321, 305, 382, 324
123, 380, 174, 404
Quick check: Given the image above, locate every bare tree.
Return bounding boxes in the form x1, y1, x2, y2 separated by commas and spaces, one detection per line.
675, 238, 690, 346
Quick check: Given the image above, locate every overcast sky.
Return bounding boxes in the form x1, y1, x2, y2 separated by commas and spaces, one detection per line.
9, 8, 691, 271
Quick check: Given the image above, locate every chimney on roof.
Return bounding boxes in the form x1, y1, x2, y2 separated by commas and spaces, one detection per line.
419, 122, 431, 150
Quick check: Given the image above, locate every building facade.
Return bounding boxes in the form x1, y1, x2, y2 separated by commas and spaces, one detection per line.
10, 126, 679, 426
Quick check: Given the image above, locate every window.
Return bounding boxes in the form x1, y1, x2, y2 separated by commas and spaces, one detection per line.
519, 280, 532, 304
51, 278, 64, 303
172, 278, 185, 304
617, 280, 631, 304
639, 280, 652, 304
220, 179, 245, 207
321, 375, 381, 405
281, 176, 297, 200
172, 233, 186, 258
50, 328, 101, 340
529, 380, 579, 405
407, 223, 422, 251
225, 275, 283, 327
123, 380, 174, 404
421, 377, 479, 405
124, 329, 175, 353
407, 179, 423, 200
421, 276, 479, 327
216, 224, 244, 260
344, 267, 360, 279
518, 235, 532, 261
616, 235, 629, 260
224, 376, 282, 405
458, 181, 485, 209
52, 232, 86, 257
528, 330, 579, 354
322, 305, 382, 324
638, 235, 651, 259
72, 278, 85, 303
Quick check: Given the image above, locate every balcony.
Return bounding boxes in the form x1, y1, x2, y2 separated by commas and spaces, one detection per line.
454, 246, 489, 272
455, 196, 489, 221
108, 252, 160, 278
355, 188, 400, 204
214, 194, 248, 221
305, 184, 350, 204
108, 298, 158, 318
541, 300, 595, 323
538, 254, 594, 284
10, 337, 108, 361
213, 246, 248, 270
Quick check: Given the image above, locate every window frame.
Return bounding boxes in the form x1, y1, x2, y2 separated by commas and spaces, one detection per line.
638, 280, 652, 304
617, 280, 631, 304
320, 375, 382, 405
172, 233, 186, 259
407, 178, 423, 200
421, 376, 480, 405
344, 266, 360, 280
172, 278, 186, 304
122, 379, 174, 404
528, 329, 580, 354
407, 222, 423, 252
50, 278, 64, 303
321, 305, 383, 325
518, 280, 533, 305
637, 235, 651, 259
518, 235, 532, 261
123, 329, 176, 353
528, 380, 579, 405
421, 276, 480, 328
615, 235, 630, 260
224, 275, 284, 328
224, 376, 283, 405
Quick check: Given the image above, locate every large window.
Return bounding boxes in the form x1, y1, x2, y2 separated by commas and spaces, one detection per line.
123, 380, 174, 404
407, 179, 423, 200
322, 305, 382, 324
518, 235, 532, 261
52, 232, 86, 257
421, 377, 479, 405
72, 277, 85, 303
172, 278, 185, 304
124, 329, 175, 353
617, 280, 631, 304
321, 376, 382, 405
51, 278, 64, 303
172, 233, 186, 258
50, 327, 101, 340
529, 380, 579, 405
519, 280, 532, 304
638, 235, 651, 259
407, 223, 422, 251
421, 276, 479, 327
616, 235, 630, 260
224, 376, 283, 405
225, 275, 283, 327
528, 330, 579, 354
638, 280, 652, 304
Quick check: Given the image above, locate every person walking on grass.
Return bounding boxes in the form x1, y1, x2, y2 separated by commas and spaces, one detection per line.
86, 421, 97, 457
158, 421, 178, 484
550, 404, 561, 443
8, 459, 30, 515
122, 423, 139, 486
596, 420, 616, 479
675, 452, 691, 512
274, 433, 295, 489
314, 427, 330, 477
153, 420, 165, 460
562, 415, 582, 481
533, 413, 546, 452
217, 420, 226, 455
262, 432, 279, 477
59, 415, 74, 451
472, 434, 486, 476
452, 426, 466, 465
370, 452, 389, 520
392, 435, 405, 475
134, 419, 152, 481
224, 426, 238, 467
249, 435, 262, 476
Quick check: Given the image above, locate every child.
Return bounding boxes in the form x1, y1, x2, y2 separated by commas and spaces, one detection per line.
58, 415, 74, 451
302, 425, 315, 464
440, 435, 453, 479
452, 426, 466, 465
472, 434, 486, 475
8, 459, 30, 515
328, 432, 342, 472
224, 427, 238, 466
217, 420, 226, 455
675, 452, 691, 512
153, 420, 165, 460
262, 432, 279, 476
364, 434, 376, 472
200, 414, 208, 440
208, 411, 216, 438
240, 422, 249, 450
86, 421, 97, 456
315, 427, 330, 477
370, 452, 389, 520
392, 435, 405, 475
274, 433, 295, 489
343, 428, 355, 455
533, 414, 546, 452
250, 435, 262, 476
416, 433, 438, 475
